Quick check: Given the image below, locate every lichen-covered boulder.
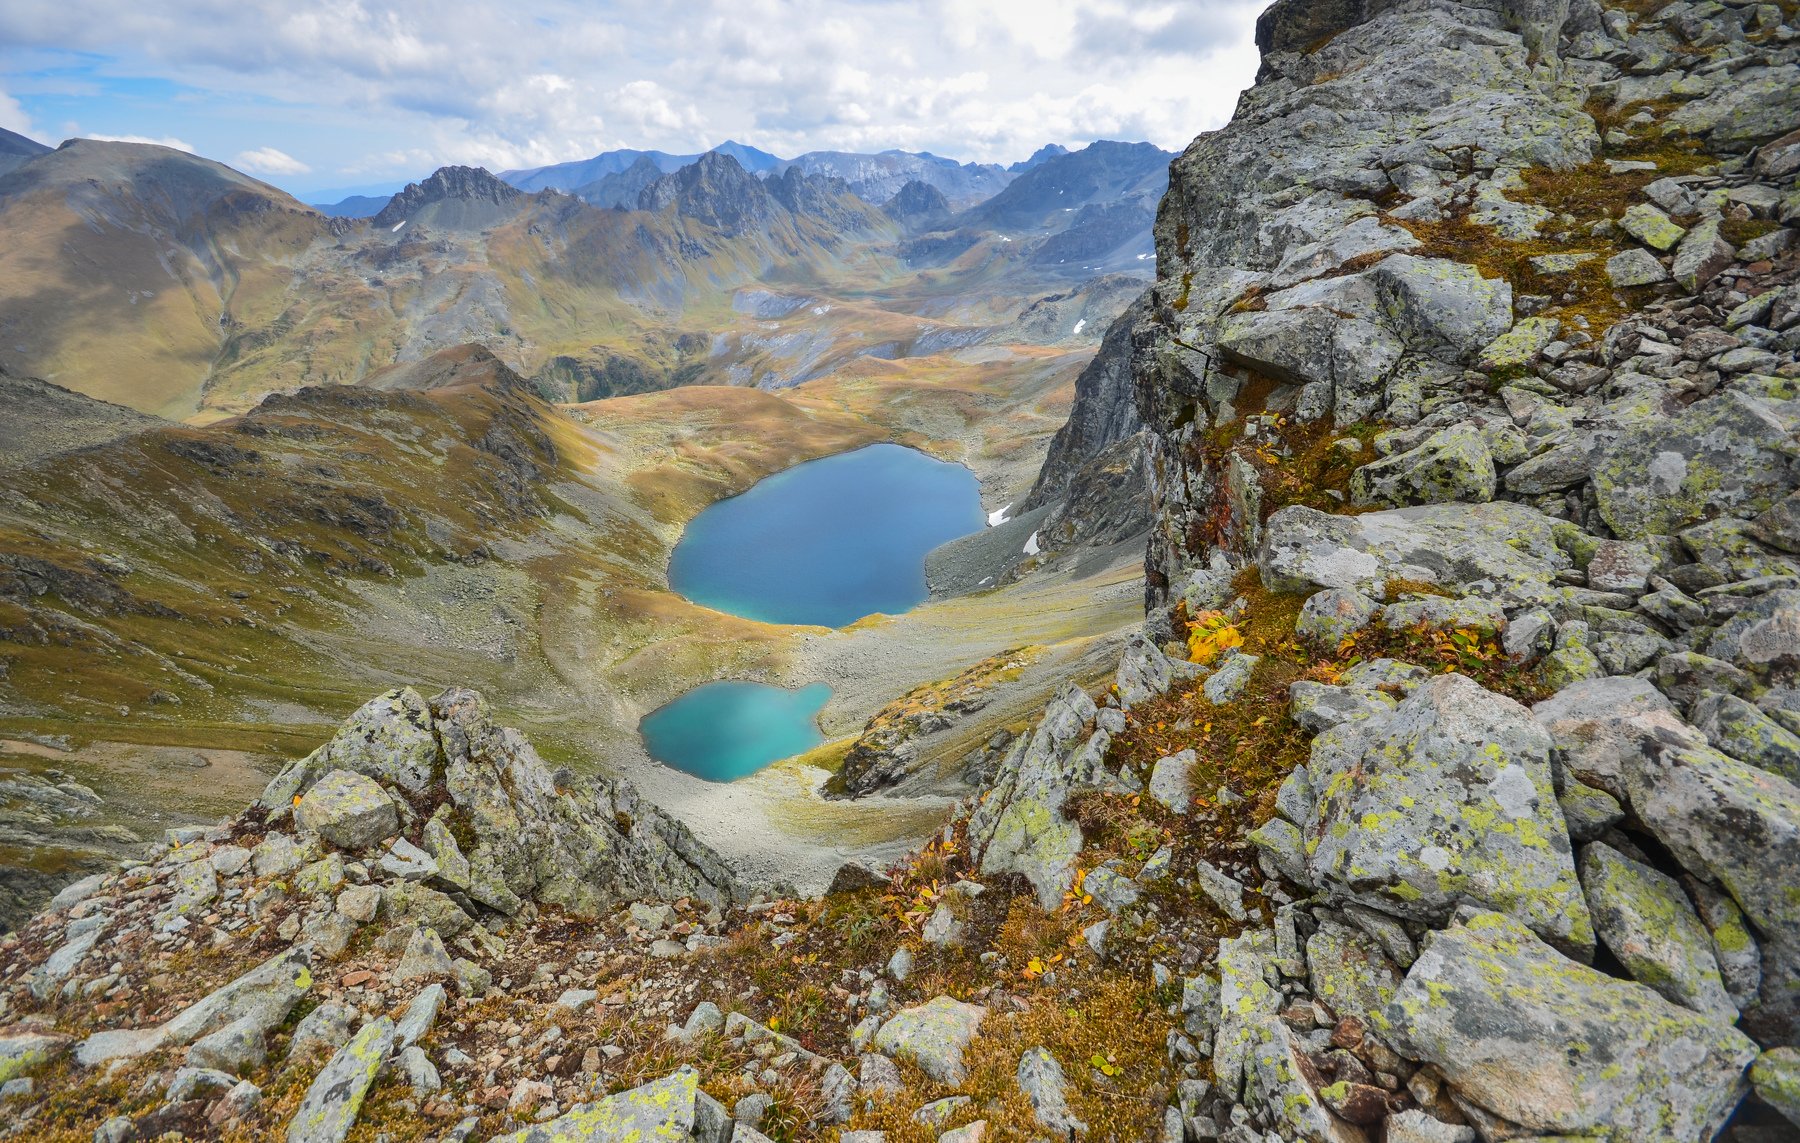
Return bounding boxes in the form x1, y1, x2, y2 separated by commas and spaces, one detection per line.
0, 1031, 70, 1083
1690, 690, 1800, 784
1243, 1015, 1370, 1143
261, 689, 439, 809
1296, 587, 1378, 646
430, 688, 742, 915
1620, 203, 1686, 251
1673, 217, 1735, 293
486, 1067, 707, 1143
1350, 424, 1497, 508
1578, 842, 1735, 1021
1384, 912, 1757, 1142
1591, 390, 1800, 540
1369, 255, 1513, 363
1625, 739, 1800, 1042
1213, 928, 1280, 1100
295, 770, 398, 852
970, 683, 1102, 908
1752, 1047, 1800, 1129
875, 996, 987, 1086
1607, 248, 1670, 287
1259, 502, 1569, 603
286, 1016, 396, 1143
1306, 919, 1402, 1027
1305, 674, 1592, 957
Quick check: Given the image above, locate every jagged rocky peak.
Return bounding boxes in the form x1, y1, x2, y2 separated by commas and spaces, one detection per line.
370, 165, 528, 229
1009, 142, 1069, 173
882, 178, 952, 232
637, 148, 776, 236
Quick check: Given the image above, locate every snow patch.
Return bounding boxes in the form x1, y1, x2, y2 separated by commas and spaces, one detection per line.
391, 220, 406, 232
987, 503, 1012, 527
1023, 531, 1041, 556
1072, 319, 1086, 336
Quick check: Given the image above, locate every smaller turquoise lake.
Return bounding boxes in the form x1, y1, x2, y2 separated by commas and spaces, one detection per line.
639, 681, 831, 782
668, 443, 985, 628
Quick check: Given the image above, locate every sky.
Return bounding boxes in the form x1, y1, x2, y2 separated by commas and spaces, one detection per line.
0, 0, 1265, 200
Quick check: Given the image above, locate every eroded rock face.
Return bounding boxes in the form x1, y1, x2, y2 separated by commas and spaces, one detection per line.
1384, 912, 1758, 1142
969, 683, 1104, 908
1305, 674, 1592, 957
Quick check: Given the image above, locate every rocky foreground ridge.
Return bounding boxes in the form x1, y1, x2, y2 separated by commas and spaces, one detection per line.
8, 0, 1800, 1141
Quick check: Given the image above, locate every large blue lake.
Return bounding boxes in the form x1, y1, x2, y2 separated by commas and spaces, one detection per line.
668, 443, 985, 628
639, 681, 832, 782
649, 443, 984, 781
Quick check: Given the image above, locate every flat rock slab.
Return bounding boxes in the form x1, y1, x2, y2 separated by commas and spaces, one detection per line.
1386, 912, 1757, 1142
486, 1067, 702, 1142
286, 1016, 395, 1143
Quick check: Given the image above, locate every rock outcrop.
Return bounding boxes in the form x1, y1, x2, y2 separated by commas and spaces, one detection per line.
260, 686, 744, 914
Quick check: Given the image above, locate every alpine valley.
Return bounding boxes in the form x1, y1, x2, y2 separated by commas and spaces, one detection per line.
3, 1, 1800, 1142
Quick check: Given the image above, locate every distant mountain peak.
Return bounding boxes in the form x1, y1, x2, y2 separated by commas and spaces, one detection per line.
1010, 143, 1070, 173
637, 150, 776, 236
371, 166, 527, 229
0, 126, 50, 159
883, 180, 952, 234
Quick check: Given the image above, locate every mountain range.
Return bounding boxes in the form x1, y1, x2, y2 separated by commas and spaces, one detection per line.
0, 133, 1168, 418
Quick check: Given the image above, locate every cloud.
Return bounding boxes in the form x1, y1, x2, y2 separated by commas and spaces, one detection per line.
0, 0, 1264, 181
233, 146, 310, 175
0, 87, 36, 138
87, 132, 194, 151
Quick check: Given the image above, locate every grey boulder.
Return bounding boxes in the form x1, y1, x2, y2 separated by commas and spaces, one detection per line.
1386, 912, 1757, 1142
1305, 673, 1592, 957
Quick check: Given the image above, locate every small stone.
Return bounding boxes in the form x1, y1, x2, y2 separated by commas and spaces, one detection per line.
395, 984, 445, 1048
1621, 203, 1686, 251
1017, 1047, 1086, 1136
393, 928, 455, 982
289, 1002, 357, 1062
335, 885, 381, 923
1202, 653, 1259, 704
1147, 750, 1194, 813
887, 947, 914, 983
555, 989, 598, 1013
398, 1045, 441, 1096
1607, 248, 1669, 287
1192, 859, 1247, 921
922, 903, 965, 949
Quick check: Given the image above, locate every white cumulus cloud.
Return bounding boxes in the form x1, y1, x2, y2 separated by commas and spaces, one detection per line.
233, 146, 311, 175
87, 132, 194, 151
0, 87, 36, 138
0, 0, 1266, 182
